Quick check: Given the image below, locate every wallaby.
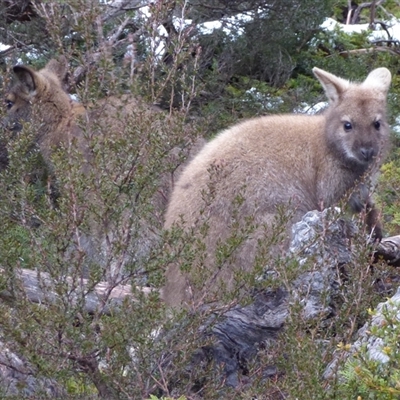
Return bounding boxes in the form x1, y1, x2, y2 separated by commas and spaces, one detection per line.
3, 57, 204, 283
1, 57, 172, 283
163, 67, 392, 308
2, 57, 151, 175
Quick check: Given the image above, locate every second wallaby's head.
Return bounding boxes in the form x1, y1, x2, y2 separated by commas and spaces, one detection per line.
3, 57, 72, 133
313, 66, 391, 173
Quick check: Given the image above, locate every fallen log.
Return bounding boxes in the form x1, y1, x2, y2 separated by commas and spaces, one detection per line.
1, 224, 397, 314
0, 267, 151, 315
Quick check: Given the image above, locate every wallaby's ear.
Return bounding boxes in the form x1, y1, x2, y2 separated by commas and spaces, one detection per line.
45, 56, 68, 82
313, 67, 350, 104
362, 67, 391, 94
13, 65, 37, 94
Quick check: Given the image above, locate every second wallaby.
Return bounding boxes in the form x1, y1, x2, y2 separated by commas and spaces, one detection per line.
163, 66, 392, 308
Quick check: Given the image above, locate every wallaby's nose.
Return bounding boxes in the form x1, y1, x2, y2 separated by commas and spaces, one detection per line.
360, 147, 375, 161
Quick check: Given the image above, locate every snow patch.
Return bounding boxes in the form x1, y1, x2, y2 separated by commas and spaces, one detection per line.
321, 17, 400, 42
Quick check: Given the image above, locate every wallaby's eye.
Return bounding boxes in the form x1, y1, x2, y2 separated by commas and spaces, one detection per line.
374, 120, 381, 130
343, 122, 352, 131
5, 99, 13, 110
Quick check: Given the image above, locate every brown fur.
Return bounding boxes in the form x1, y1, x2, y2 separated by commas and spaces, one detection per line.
163, 67, 392, 308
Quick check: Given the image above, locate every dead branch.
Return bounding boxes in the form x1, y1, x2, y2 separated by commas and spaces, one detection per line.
0, 267, 152, 315
374, 20, 393, 39
351, 0, 386, 25
336, 46, 400, 57
374, 235, 400, 266
370, 0, 378, 27
370, 39, 400, 45
346, 0, 353, 25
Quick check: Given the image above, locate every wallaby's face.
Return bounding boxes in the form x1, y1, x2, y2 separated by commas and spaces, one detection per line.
3, 57, 71, 133
313, 67, 391, 173
4, 88, 30, 132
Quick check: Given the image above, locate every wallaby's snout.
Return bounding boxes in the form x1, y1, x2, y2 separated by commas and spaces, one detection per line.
360, 146, 375, 162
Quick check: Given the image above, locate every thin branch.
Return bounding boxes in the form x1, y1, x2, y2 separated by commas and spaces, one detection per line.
335, 46, 400, 57
369, 0, 378, 28
373, 19, 393, 40
370, 39, 400, 45
351, 0, 385, 24
102, 0, 148, 23
346, 0, 353, 25
69, 353, 116, 399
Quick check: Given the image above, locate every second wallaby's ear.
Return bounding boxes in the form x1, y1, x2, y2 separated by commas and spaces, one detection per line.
313, 67, 350, 104
13, 65, 37, 94
45, 56, 68, 81
362, 67, 391, 94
